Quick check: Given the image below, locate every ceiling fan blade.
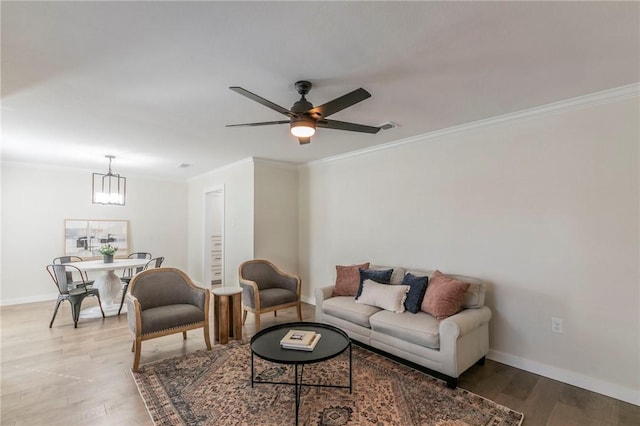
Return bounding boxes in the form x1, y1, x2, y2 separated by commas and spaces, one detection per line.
318, 119, 380, 134
226, 120, 290, 127
229, 87, 295, 118
298, 137, 311, 145
310, 88, 371, 118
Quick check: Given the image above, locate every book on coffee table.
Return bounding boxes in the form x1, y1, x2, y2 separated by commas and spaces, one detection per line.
280, 329, 322, 351
281, 333, 321, 351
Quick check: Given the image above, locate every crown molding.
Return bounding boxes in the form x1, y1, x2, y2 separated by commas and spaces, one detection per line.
253, 157, 299, 170
303, 83, 640, 168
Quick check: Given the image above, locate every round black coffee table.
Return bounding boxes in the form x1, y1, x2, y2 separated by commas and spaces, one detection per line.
250, 322, 352, 425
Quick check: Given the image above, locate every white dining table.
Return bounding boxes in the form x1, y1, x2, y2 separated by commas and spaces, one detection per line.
64, 258, 150, 318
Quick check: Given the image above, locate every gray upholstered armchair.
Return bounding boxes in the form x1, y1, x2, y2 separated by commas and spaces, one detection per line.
239, 259, 302, 331
126, 267, 211, 372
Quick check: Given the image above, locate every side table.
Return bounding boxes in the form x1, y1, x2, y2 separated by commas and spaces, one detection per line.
212, 287, 243, 344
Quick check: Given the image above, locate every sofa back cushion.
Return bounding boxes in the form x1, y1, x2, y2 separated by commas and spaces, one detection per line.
369, 265, 405, 285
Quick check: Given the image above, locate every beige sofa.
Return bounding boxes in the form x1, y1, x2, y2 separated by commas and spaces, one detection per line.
314, 266, 492, 388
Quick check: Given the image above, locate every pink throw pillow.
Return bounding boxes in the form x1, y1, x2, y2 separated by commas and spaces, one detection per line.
421, 270, 470, 320
333, 263, 370, 296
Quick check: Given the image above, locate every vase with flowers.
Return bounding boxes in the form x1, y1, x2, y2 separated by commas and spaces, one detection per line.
99, 244, 118, 263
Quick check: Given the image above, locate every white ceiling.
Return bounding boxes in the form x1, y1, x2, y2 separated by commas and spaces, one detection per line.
2, 1, 638, 180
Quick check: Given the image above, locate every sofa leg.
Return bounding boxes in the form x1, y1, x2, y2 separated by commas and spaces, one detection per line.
446, 377, 457, 389
476, 356, 486, 366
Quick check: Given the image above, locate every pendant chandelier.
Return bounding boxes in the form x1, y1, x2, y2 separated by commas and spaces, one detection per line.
92, 155, 126, 205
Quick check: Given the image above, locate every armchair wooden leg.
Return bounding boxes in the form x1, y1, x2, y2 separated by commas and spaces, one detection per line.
274, 311, 277, 317
296, 302, 302, 321
255, 313, 260, 332
183, 331, 187, 339
242, 310, 248, 325
132, 338, 142, 372
131, 340, 135, 352
204, 321, 212, 350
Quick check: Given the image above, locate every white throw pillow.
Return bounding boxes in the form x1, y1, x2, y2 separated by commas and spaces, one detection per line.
356, 279, 410, 313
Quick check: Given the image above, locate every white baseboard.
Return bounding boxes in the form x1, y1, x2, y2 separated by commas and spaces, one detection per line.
0, 294, 57, 306
488, 349, 639, 406
301, 295, 314, 305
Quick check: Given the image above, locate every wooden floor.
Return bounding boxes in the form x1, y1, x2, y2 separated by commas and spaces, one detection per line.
1, 298, 638, 426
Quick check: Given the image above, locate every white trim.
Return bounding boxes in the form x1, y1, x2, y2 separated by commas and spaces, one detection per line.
300, 295, 314, 305
488, 349, 640, 406
0, 160, 185, 183
303, 83, 640, 168
188, 157, 254, 181
253, 157, 299, 170
1, 293, 58, 306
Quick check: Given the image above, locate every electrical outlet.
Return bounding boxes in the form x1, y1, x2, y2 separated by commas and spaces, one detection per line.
551, 317, 563, 333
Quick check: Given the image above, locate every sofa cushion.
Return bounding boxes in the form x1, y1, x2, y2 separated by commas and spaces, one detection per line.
259, 288, 298, 308
356, 280, 410, 313
322, 296, 381, 328
370, 265, 406, 285
356, 268, 393, 299
401, 273, 429, 313
141, 304, 204, 335
421, 270, 470, 320
455, 277, 485, 308
333, 263, 370, 296
369, 310, 440, 349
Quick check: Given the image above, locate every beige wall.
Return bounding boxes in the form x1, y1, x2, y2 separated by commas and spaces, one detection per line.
0, 163, 188, 304
187, 158, 254, 287
186, 158, 299, 287
299, 95, 639, 404
254, 159, 299, 276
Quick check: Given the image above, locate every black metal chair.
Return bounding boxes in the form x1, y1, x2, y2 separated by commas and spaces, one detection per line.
117, 254, 163, 315
46, 264, 105, 328
52, 256, 93, 286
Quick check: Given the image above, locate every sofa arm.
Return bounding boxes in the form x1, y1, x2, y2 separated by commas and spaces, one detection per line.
439, 306, 492, 339
314, 285, 335, 320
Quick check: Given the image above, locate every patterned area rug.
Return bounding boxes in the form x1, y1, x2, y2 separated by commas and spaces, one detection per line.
132, 340, 524, 426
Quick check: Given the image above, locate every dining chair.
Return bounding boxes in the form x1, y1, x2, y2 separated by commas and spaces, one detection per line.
239, 259, 302, 332
46, 264, 105, 328
52, 256, 93, 286
117, 255, 163, 315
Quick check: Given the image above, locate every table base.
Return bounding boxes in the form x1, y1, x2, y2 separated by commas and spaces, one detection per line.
213, 290, 242, 344
80, 303, 125, 319
251, 344, 352, 425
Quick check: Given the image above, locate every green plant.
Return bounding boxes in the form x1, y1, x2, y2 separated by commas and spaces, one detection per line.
98, 244, 118, 256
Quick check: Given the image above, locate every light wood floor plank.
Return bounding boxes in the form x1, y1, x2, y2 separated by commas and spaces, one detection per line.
2, 299, 638, 425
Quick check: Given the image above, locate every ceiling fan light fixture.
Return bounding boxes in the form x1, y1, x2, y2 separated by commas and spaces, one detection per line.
290, 118, 316, 138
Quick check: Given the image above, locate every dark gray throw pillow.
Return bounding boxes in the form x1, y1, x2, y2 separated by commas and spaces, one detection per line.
356, 268, 393, 299
402, 273, 429, 313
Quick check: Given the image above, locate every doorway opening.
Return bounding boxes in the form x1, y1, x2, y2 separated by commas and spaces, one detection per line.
204, 187, 224, 287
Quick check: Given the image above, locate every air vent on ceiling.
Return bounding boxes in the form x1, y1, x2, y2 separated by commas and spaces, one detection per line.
378, 121, 398, 131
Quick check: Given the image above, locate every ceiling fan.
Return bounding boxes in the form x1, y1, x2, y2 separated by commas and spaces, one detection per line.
226, 81, 380, 145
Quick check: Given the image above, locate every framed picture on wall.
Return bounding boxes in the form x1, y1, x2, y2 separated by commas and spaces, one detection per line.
64, 219, 130, 258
